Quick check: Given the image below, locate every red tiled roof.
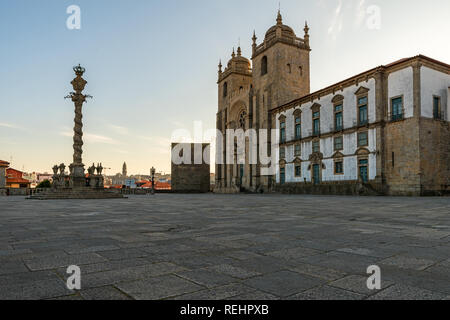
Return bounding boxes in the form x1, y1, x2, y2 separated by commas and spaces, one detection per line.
7, 168, 23, 174
140, 181, 171, 190
0, 160, 10, 167
7, 178, 31, 184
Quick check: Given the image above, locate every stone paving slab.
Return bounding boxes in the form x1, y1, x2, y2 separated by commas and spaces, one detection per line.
0, 194, 449, 300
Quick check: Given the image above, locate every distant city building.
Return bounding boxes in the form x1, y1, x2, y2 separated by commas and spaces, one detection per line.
122, 162, 127, 177
124, 179, 137, 189
37, 173, 53, 183
6, 168, 31, 189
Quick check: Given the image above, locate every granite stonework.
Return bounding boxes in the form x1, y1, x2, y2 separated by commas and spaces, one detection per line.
0, 194, 449, 300
171, 143, 210, 193
29, 66, 122, 200
215, 11, 450, 196
0, 161, 8, 196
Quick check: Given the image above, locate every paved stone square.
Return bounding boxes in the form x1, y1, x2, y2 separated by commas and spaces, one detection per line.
0, 194, 449, 300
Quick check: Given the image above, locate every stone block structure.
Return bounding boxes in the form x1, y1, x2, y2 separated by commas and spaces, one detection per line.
215, 11, 450, 196
171, 143, 210, 193
0, 160, 8, 196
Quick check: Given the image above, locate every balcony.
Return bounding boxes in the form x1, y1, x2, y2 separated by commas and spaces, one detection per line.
358, 119, 369, 127
433, 111, 445, 121
391, 113, 404, 122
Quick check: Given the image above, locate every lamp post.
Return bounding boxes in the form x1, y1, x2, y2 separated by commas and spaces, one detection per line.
151, 167, 156, 195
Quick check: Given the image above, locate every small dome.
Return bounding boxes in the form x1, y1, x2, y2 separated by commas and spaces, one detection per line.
226, 47, 251, 72
264, 11, 296, 41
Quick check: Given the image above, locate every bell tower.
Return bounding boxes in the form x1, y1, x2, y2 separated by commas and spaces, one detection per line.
251, 11, 311, 115
216, 47, 253, 191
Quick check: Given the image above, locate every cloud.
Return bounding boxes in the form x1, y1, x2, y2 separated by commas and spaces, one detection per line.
112, 149, 129, 154
355, 0, 367, 28
328, 0, 343, 40
59, 130, 119, 145
109, 125, 129, 135
0, 122, 21, 129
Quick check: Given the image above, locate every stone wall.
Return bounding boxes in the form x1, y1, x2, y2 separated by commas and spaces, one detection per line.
419, 118, 450, 195
274, 181, 383, 196
171, 143, 211, 193
0, 167, 6, 189
384, 118, 422, 196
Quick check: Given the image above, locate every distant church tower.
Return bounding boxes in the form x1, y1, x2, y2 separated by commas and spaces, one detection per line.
122, 162, 127, 177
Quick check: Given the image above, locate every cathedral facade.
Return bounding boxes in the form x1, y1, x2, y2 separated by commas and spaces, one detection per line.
215, 12, 450, 196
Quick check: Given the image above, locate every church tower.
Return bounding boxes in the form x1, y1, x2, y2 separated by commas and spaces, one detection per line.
250, 11, 311, 191
216, 47, 253, 191
252, 10, 311, 117
215, 11, 311, 193
122, 162, 127, 177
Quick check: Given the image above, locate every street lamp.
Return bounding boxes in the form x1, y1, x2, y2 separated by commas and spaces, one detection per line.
150, 167, 156, 195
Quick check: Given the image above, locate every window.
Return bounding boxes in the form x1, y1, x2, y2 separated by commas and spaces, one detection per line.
261, 56, 268, 76
280, 167, 285, 184
239, 111, 247, 129
334, 161, 344, 175
280, 121, 286, 143
312, 140, 320, 153
295, 115, 302, 139
223, 82, 228, 98
359, 159, 369, 183
358, 96, 368, 125
313, 111, 320, 136
334, 136, 343, 151
295, 164, 301, 177
358, 132, 368, 147
334, 104, 343, 131
433, 96, 441, 119
287, 64, 291, 73
295, 144, 301, 157
299, 66, 303, 76
280, 147, 285, 159
391, 97, 403, 121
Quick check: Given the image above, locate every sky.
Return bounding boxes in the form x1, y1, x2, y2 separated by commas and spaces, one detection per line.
0, 0, 449, 175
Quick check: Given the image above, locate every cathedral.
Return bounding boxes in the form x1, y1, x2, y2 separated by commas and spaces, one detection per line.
214, 11, 450, 196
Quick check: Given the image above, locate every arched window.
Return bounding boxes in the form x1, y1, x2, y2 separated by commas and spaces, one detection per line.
223, 82, 228, 98
239, 111, 247, 129
261, 56, 268, 76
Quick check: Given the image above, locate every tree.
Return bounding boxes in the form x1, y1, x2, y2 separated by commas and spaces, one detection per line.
37, 180, 51, 189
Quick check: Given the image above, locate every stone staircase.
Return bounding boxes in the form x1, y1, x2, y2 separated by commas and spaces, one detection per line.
28, 188, 125, 200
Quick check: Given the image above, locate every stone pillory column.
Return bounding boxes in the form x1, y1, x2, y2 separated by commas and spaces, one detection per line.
65, 65, 92, 188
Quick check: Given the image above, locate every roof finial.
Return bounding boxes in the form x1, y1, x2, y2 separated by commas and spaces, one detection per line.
231, 47, 235, 58
252, 30, 257, 54
304, 21, 310, 46
237, 46, 242, 57
218, 59, 222, 73
277, 3, 282, 25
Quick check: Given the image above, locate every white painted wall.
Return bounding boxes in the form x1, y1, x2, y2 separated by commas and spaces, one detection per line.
388, 67, 414, 119
275, 85, 379, 184
420, 66, 450, 120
